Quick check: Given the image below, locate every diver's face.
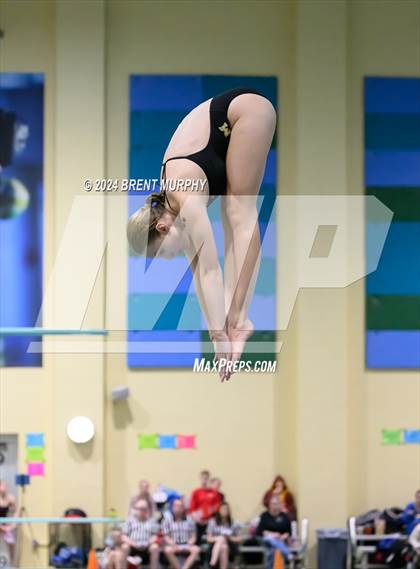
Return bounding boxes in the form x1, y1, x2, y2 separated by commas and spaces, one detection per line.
155, 225, 184, 259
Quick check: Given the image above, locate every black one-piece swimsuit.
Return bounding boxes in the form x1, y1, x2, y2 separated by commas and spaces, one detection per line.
161, 87, 264, 197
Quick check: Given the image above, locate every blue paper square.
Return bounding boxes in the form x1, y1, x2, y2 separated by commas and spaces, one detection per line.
159, 435, 177, 449
403, 429, 420, 444
26, 433, 44, 447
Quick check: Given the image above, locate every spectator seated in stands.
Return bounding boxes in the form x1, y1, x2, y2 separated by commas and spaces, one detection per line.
112, 498, 160, 569
189, 470, 222, 544
210, 478, 225, 503
262, 476, 297, 522
0, 480, 17, 564
153, 484, 185, 523
257, 496, 292, 567
101, 528, 124, 569
128, 479, 155, 518
207, 502, 242, 569
162, 498, 200, 569
402, 490, 420, 535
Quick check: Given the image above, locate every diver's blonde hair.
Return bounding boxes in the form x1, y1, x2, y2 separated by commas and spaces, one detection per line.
126, 193, 166, 257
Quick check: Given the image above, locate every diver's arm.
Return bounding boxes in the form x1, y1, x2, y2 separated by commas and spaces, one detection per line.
182, 202, 226, 334
187, 253, 212, 333
187, 251, 231, 381
225, 199, 260, 330
181, 200, 231, 377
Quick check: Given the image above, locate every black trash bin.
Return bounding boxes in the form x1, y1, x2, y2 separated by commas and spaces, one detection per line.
317, 529, 348, 569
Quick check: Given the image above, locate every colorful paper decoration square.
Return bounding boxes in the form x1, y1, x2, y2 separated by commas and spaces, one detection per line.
138, 434, 158, 449
26, 433, 45, 447
159, 435, 177, 449
403, 429, 420, 444
177, 435, 196, 449
25, 447, 45, 463
27, 462, 45, 477
381, 429, 402, 445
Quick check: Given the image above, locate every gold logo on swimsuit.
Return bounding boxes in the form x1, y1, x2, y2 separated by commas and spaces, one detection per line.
218, 122, 231, 138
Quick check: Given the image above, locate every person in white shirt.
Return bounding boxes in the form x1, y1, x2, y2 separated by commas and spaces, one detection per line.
207, 502, 242, 569
108, 499, 159, 569
163, 499, 200, 569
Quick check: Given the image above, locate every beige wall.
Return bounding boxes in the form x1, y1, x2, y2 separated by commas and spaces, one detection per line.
0, 1, 419, 567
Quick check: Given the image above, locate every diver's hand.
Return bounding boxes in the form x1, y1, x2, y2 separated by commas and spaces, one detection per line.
209, 330, 231, 382
227, 318, 254, 364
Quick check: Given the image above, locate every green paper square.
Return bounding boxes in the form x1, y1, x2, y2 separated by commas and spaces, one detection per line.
381, 429, 402, 445
138, 434, 158, 449
25, 447, 45, 462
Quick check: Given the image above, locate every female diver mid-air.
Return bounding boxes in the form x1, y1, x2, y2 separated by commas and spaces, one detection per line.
127, 88, 276, 381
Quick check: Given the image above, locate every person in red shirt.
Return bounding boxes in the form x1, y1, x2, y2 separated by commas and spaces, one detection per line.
189, 470, 222, 544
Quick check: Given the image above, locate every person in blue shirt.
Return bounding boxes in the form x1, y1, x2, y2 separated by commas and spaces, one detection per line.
402, 490, 420, 535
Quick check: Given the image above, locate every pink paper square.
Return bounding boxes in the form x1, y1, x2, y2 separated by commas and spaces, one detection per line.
178, 435, 196, 449
27, 462, 45, 477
